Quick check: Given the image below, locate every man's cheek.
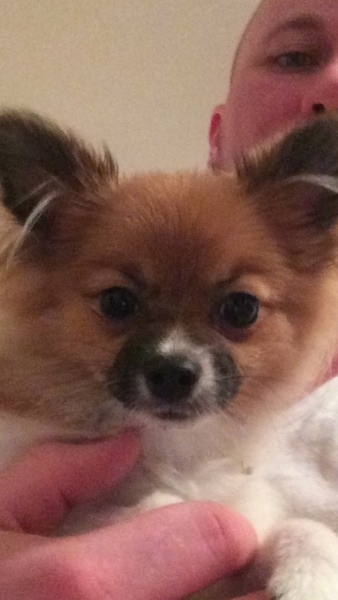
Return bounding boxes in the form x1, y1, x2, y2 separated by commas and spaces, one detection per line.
228, 76, 303, 153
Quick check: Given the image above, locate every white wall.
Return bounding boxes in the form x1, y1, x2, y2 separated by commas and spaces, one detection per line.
0, 0, 259, 172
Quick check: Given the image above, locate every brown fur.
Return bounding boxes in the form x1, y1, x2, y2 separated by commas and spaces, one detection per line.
0, 111, 337, 434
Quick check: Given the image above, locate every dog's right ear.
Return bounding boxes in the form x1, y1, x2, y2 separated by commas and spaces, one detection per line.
0, 110, 117, 232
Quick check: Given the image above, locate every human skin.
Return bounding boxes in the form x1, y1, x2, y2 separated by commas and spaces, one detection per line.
209, 0, 338, 170
0, 430, 264, 600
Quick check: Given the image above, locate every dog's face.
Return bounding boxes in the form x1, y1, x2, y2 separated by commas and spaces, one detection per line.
0, 112, 337, 434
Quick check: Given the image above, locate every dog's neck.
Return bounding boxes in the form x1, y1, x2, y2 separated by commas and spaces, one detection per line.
0, 388, 295, 476
138, 410, 285, 475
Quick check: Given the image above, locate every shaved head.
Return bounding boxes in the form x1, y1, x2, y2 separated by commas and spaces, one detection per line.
231, 0, 294, 79
230, 1, 264, 80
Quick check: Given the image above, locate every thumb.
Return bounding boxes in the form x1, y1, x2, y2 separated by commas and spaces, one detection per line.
70, 501, 258, 600
0, 430, 140, 534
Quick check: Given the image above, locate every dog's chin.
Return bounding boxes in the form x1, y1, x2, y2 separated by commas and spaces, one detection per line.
128, 403, 217, 425
154, 408, 196, 422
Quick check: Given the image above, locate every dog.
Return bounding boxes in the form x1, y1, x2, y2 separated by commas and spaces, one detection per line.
0, 110, 338, 598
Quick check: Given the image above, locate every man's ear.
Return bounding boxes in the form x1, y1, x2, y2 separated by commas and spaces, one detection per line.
236, 113, 338, 270
208, 104, 227, 170
0, 110, 117, 230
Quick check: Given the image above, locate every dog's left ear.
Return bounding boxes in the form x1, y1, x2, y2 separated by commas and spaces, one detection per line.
237, 113, 338, 269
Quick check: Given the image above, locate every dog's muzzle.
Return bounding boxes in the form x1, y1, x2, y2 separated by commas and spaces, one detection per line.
108, 330, 241, 421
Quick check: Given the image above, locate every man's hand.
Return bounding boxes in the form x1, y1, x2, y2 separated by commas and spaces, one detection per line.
0, 431, 262, 599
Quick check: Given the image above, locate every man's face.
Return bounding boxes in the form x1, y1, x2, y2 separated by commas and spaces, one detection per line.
209, 0, 338, 169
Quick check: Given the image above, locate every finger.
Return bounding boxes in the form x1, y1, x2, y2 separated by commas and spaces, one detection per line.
68, 501, 258, 600
0, 430, 140, 534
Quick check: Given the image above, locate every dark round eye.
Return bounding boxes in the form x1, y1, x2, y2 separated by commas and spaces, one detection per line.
99, 287, 139, 321
218, 292, 259, 329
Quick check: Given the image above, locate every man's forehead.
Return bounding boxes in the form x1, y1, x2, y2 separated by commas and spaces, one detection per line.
248, 0, 337, 38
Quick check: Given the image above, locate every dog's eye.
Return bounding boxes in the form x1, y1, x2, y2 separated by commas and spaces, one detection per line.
218, 292, 259, 329
99, 287, 139, 321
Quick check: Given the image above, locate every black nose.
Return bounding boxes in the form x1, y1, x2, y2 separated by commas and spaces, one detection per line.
144, 355, 201, 402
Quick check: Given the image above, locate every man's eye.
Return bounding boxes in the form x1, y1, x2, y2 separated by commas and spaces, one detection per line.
273, 51, 316, 71
99, 287, 139, 321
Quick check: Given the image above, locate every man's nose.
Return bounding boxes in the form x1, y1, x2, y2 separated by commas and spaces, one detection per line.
301, 64, 338, 117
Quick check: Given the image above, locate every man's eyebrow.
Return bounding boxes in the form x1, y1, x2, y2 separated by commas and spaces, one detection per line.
264, 15, 322, 43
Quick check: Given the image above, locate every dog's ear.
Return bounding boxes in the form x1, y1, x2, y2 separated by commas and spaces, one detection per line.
0, 110, 117, 231
237, 113, 338, 270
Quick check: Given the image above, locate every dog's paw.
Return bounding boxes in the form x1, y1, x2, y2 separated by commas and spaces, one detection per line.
267, 563, 338, 600
261, 519, 338, 600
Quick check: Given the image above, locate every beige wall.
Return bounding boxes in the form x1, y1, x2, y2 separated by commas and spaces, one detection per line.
0, 0, 259, 172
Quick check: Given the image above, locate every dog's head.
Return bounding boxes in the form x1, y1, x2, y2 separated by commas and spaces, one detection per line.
0, 111, 337, 433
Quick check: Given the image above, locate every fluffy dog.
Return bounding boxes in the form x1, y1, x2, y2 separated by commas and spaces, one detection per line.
0, 111, 338, 598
